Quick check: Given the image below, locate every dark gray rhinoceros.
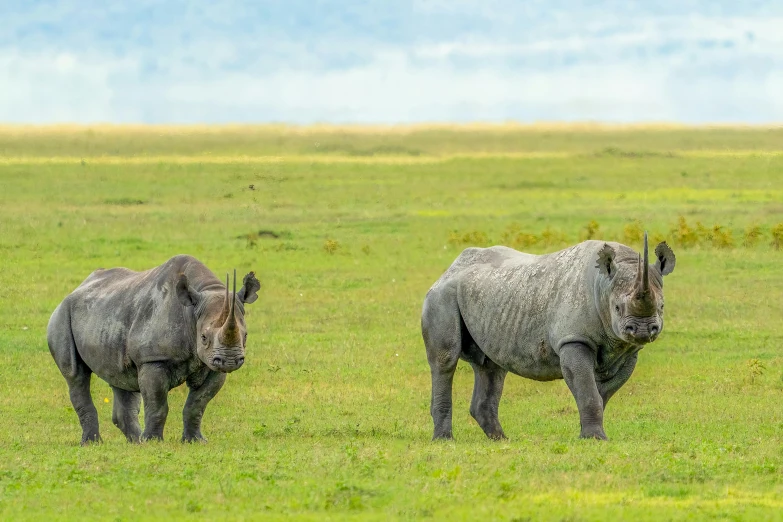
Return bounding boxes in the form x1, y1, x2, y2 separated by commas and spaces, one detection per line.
422, 233, 675, 440
47, 255, 261, 445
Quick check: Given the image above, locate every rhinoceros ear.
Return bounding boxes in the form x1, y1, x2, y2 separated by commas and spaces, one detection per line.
175, 273, 199, 307
654, 242, 676, 276
596, 243, 617, 280
237, 271, 261, 304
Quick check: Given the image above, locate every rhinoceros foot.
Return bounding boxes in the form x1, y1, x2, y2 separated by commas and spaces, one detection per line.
80, 433, 103, 446
182, 433, 208, 444
579, 427, 608, 441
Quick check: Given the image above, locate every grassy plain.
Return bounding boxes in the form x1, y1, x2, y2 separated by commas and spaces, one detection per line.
1, 125, 782, 521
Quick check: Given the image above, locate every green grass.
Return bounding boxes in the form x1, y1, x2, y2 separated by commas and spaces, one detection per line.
1, 126, 782, 521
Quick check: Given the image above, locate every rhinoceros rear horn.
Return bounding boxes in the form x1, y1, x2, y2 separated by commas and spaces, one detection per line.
634, 253, 642, 288
219, 270, 241, 345
219, 273, 231, 323
642, 231, 650, 294
231, 269, 237, 320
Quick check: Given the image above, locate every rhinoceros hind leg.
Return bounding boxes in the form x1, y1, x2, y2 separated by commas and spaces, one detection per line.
422, 289, 462, 441
68, 370, 102, 445
112, 387, 141, 442
48, 305, 101, 445
469, 358, 508, 440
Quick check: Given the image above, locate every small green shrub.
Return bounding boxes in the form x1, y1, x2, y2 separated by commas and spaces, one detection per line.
710, 225, 734, 249
650, 232, 667, 245
539, 227, 567, 247
671, 217, 698, 247
324, 239, 340, 254
584, 220, 600, 240
623, 221, 644, 245
771, 223, 783, 250
500, 223, 538, 249
510, 233, 539, 249
742, 225, 762, 247
500, 223, 522, 245
695, 222, 711, 244
746, 359, 766, 385
448, 230, 489, 247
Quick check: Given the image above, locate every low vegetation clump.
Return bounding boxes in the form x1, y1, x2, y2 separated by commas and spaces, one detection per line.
771, 223, 783, 250
449, 217, 782, 252
448, 230, 490, 247
742, 225, 763, 247
323, 238, 341, 254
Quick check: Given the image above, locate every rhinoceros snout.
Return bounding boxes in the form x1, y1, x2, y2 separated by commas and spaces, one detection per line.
623, 321, 660, 344
211, 355, 245, 372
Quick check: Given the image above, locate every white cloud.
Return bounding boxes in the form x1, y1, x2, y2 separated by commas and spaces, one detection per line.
1, 7, 783, 123
411, 15, 783, 63
5, 48, 781, 124
0, 51, 122, 122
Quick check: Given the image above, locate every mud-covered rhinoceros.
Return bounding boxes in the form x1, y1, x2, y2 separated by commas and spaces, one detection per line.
47, 255, 261, 445
422, 233, 675, 440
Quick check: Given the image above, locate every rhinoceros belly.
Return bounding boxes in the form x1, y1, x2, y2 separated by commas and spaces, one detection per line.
465, 313, 564, 381
456, 261, 579, 382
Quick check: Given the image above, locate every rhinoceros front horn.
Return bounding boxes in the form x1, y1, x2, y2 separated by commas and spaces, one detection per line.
219, 269, 241, 345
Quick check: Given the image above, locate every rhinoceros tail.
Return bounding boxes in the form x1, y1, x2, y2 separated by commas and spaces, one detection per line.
47, 301, 85, 381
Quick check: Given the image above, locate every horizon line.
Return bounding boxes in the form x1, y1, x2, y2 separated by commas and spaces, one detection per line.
1, 121, 782, 134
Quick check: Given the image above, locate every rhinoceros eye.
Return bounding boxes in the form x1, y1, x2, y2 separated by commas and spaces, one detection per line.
201, 334, 207, 344
614, 305, 620, 313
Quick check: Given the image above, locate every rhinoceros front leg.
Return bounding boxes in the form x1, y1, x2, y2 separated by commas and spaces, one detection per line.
469, 359, 508, 440
111, 386, 142, 442
182, 370, 227, 443
138, 363, 171, 442
559, 342, 607, 440
597, 353, 638, 411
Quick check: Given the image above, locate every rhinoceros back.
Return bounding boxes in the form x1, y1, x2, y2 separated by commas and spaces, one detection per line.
61, 256, 207, 390
439, 243, 607, 379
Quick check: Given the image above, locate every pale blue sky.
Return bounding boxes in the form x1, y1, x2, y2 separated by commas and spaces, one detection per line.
2, 1, 782, 123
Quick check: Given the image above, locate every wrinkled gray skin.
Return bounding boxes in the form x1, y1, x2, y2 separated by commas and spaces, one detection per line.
47, 255, 261, 445
422, 234, 676, 441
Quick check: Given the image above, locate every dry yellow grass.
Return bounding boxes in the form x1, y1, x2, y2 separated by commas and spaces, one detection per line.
1, 150, 781, 166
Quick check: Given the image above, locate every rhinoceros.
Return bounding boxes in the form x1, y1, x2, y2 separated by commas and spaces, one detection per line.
47, 255, 261, 445
422, 233, 675, 440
